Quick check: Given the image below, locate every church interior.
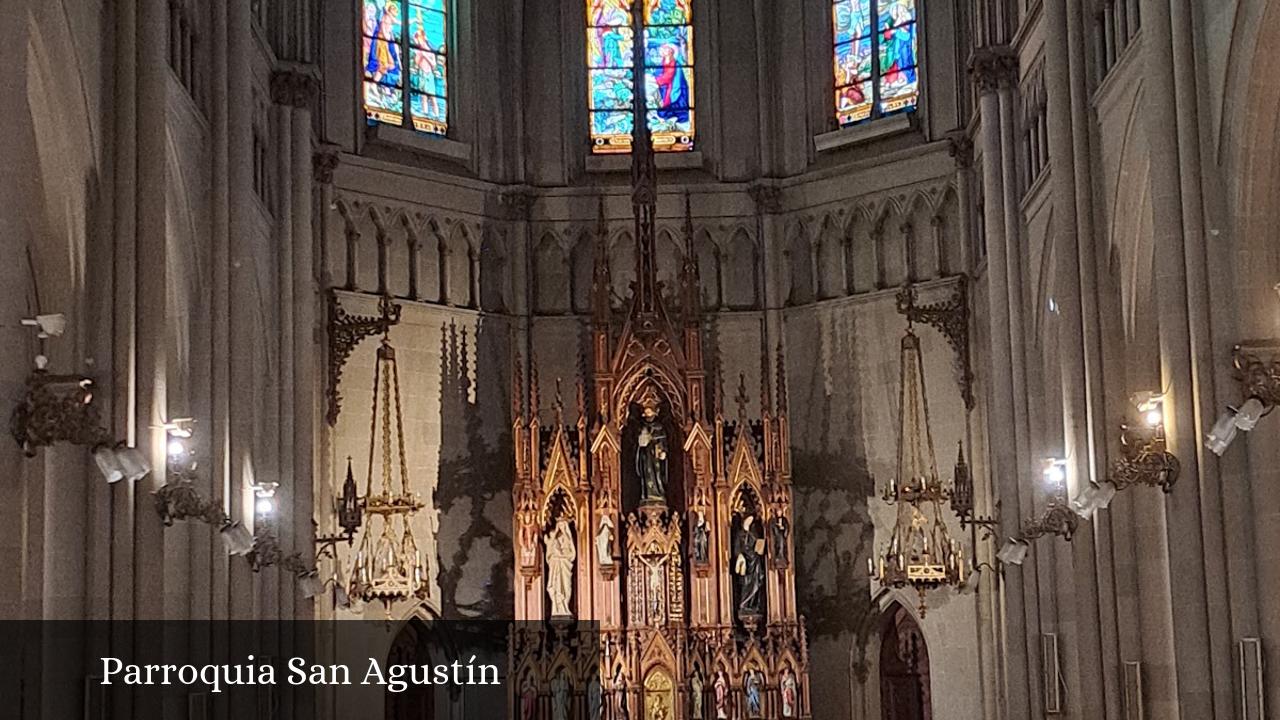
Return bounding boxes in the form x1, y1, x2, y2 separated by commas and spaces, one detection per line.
2, 0, 1278, 718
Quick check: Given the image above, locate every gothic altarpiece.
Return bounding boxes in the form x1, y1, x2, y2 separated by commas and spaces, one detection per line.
509, 115, 811, 720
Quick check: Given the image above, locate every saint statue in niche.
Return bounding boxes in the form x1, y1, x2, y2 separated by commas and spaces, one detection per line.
636, 405, 668, 503
734, 515, 765, 617
545, 519, 576, 617
613, 666, 631, 720
713, 671, 729, 719
744, 669, 763, 718
648, 562, 665, 621
597, 515, 616, 567
552, 668, 570, 720
589, 675, 603, 720
692, 511, 709, 564
689, 669, 705, 719
780, 668, 798, 718
771, 510, 790, 565
519, 675, 537, 720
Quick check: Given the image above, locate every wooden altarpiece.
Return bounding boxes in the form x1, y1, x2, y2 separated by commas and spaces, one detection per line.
509, 125, 811, 720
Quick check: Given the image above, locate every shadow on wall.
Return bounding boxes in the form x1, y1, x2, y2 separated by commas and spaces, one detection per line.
434, 317, 515, 620
785, 310, 879, 715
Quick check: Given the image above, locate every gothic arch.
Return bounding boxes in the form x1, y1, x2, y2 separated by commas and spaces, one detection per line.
816, 214, 847, 299
723, 228, 757, 309
443, 223, 474, 307
694, 228, 721, 310
783, 222, 815, 307
877, 602, 932, 720
535, 231, 570, 314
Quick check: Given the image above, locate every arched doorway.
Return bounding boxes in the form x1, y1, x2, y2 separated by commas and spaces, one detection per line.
386, 618, 435, 720
879, 604, 931, 720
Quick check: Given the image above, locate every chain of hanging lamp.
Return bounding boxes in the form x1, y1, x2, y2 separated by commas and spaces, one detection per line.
348, 332, 427, 614
870, 323, 967, 616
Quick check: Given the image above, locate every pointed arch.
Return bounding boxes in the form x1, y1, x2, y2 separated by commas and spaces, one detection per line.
723, 228, 757, 309
878, 601, 932, 720
535, 232, 570, 314
783, 222, 815, 307
817, 214, 848, 299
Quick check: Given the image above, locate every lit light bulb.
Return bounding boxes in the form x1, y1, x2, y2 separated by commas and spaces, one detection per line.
1042, 458, 1067, 487
167, 439, 187, 457
255, 496, 275, 516
1144, 408, 1163, 428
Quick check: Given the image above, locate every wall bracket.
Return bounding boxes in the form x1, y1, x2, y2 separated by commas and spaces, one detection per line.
326, 292, 402, 426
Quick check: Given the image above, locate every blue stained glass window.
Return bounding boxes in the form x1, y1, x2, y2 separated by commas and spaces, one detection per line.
588, 0, 695, 154
833, 0, 919, 126
363, 0, 450, 136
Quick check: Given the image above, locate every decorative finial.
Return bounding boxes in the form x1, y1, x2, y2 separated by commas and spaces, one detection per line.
776, 342, 789, 413
511, 348, 524, 421
736, 372, 750, 424
530, 360, 541, 418
554, 377, 565, 426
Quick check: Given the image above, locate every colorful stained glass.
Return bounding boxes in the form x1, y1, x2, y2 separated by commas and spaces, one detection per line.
589, 0, 632, 26
589, 26, 635, 68
877, 0, 916, 30
363, 37, 403, 86
408, 6, 447, 52
363, 0, 449, 135
590, 69, 635, 110
364, 0, 403, 39
645, 0, 691, 25
644, 26, 693, 66
587, 0, 695, 153
834, 38, 872, 85
832, 0, 918, 127
365, 83, 404, 124
833, 0, 871, 44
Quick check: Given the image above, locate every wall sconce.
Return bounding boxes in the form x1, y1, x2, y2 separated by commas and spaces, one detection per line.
1041, 457, 1067, 490
10, 371, 109, 456
1207, 343, 1280, 456
1020, 500, 1081, 543
997, 537, 1030, 566
1108, 393, 1180, 493
20, 313, 67, 339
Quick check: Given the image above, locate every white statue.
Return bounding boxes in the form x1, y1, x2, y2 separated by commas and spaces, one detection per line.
648, 562, 664, 620
690, 670, 705, 719
552, 669, 570, 720
780, 668, 798, 717
597, 515, 615, 567
546, 519, 576, 617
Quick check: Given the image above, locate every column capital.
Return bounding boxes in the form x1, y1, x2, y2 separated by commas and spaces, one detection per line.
947, 133, 975, 168
968, 47, 1019, 94
270, 68, 321, 109
313, 146, 341, 184
749, 183, 784, 215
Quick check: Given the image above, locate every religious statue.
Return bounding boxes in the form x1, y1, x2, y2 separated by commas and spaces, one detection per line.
613, 666, 631, 720
546, 519, 576, 617
597, 515, 616, 567
692, 511, 709, 564
689, 669, 705, 719
552, 669, 570, 720
648, 562, 664, 621
744, 669, 763, 718
589, 676, 603, 720
636, 406, 668, 503
780, 668, 798, 718
734, 515, 765, 617
771, 511, 790, 565
713, 671, 729, 719
519, 516, 539, 567
520, 675, 537, 720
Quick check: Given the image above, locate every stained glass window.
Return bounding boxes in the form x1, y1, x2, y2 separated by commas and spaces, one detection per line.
363, 0, 449, 136
588, 0, 695, 154
833, 0, 918, 126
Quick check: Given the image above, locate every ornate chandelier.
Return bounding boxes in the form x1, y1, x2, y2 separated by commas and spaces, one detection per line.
870, 326, 966, 615
347, 335, 428, 614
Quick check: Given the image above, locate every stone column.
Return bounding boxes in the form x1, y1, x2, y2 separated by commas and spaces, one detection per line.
970, 47, 1037, 719
1137, 0, 1213, 715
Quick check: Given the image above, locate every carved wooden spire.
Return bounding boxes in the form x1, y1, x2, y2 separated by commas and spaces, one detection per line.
511, 347, 524, 422
630, 0, 658, 316
680, 191, 701, 325
776, 342, 789, 414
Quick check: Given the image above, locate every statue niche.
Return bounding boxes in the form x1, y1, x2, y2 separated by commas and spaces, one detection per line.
731, 487, 766, 621
622, 391, 683, 512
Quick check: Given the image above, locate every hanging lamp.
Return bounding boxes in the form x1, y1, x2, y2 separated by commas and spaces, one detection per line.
347, 334, 428, 614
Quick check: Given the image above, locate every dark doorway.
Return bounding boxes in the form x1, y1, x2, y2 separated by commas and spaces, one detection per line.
386, 618, 435, 720
879, 604, 932, 720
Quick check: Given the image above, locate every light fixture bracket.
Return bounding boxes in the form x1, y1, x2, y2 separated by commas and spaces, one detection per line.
1233, 342, 1280, 409
326, 292, 403, 426
896, 279, 975, 410
9, 371, 110, 456
1108, 422, 1180, 493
